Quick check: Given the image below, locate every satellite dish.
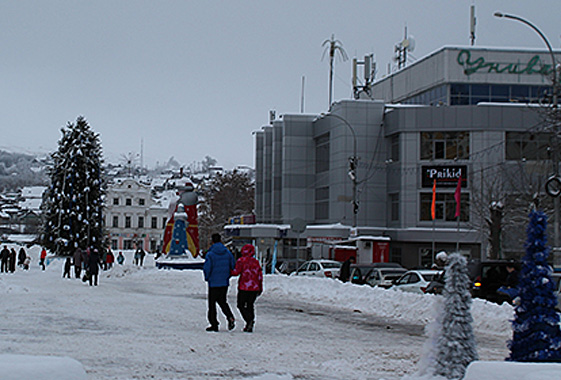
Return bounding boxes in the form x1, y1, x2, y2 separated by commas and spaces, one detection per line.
402, 36, 415, 52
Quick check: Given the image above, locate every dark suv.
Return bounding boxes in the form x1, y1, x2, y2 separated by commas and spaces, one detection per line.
467, 259, 519, 304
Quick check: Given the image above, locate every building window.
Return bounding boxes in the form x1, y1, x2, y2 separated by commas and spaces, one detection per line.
420, 192, 469, 222
151, 217, 158, 229
126, 198, 132, 206
111, 239, 118, 250
150, 240, 158, 252
505, 132, 551, 160
162, 217, 168, 229
390, 134, 399, 162
390, 247, 402, 264
112, 216, 119, 228
420, 248, 433, 268
315, 186, 329, 220
138, 216, 144, 228
420, 132, 469, 160
123, 240, 133, 250
315, 133, 330, 173
390, 193, 399, 221
138, 198, 145, 206
113, 198, 119, 205
125, 216, 131, 228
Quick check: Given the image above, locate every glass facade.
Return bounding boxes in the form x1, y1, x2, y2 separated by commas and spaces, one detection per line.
402, 83, 552, 106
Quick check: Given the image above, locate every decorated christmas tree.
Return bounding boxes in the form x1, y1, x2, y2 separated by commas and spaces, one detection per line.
508, 210, 561, 361
434, 253, 478, 379
41, 116, 105, 256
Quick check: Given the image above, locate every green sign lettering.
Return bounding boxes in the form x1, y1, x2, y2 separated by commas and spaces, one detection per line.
457, 49, 551, 76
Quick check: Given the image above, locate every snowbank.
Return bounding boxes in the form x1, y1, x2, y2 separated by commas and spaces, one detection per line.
0, 354, 87, 380
264, 275, 513, 337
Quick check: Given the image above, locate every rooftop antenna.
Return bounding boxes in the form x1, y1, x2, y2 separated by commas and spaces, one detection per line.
470, 4, 477, 46
322, 34, 349, 107
352, 53, 375, 99
140, 138, 144, 169
301, 76, 305, 113
394, 25, 415, 70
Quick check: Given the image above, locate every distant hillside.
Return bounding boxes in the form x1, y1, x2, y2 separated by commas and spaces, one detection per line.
0, 150, 49, 191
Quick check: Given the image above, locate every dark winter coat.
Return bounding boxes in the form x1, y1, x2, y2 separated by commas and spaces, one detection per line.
203, 242, 235, 288
1, 247, 9, 261
231, 244, 263, 292
73, 248, 83, 267
88, 251, 100, 275
18, 248, 26, 265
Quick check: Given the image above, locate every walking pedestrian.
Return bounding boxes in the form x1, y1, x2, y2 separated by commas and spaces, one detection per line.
73, 247, 83, 279
63, 257, 72, 278
88, 248, 101, 286
117, 251, 125, 265
39, 247, 47, 270
203, 233, 236, 332
106, 249, 114, 269
231, 244, 263, 332
18, 247, 26, 267
1, 245, 9, 273
9, 248, 16, 273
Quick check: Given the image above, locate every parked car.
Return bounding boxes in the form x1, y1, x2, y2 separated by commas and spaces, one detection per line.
467, 260, 519, 304
349, 263, 407, 288
290, 260, 341, 279
392, 269, 442, 294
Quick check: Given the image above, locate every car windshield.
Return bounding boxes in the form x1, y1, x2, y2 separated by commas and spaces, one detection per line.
321, 262, 341, 269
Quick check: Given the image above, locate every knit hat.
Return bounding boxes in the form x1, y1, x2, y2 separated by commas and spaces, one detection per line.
240, 244, 255, 257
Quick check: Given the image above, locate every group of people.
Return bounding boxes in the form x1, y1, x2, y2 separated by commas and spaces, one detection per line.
62, 247, 124, 286
203, 234, 263, 333
1, 245, 31, 273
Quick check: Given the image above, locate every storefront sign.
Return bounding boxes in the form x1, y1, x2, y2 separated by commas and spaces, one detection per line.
422, 165, 467, 188
457, 49, 552, 76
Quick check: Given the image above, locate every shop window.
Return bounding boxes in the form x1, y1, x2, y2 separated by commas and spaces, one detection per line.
505, 132, 551, 161
420, 132, 469, 161
420, 193, 469, 222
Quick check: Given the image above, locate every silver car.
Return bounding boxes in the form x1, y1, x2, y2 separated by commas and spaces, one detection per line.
291, 260, 341, 279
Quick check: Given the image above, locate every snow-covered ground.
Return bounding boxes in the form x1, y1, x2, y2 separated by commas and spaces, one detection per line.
0, 244, 516, 379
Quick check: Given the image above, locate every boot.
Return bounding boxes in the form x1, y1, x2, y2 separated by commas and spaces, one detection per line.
228, 317, 235, 331
243, 321, 254, 333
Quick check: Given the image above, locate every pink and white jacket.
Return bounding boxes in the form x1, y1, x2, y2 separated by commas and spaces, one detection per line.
231, 244, 263, 292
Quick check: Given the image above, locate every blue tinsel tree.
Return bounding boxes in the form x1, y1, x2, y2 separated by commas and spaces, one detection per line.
508, 210, 561, 361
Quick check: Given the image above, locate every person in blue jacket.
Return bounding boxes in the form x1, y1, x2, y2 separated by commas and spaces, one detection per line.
203, 233, 236, 332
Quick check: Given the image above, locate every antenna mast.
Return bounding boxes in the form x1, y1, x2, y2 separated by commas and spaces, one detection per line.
470, 4, 476, 46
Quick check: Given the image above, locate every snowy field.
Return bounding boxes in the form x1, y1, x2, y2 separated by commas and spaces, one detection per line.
0, 244, 516, 380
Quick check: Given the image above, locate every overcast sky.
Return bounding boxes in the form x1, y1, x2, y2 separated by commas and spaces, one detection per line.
1, 1, 561, 169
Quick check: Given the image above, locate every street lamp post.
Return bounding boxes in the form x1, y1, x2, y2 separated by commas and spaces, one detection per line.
494, 11, 560, 248
320, 113, 358, 227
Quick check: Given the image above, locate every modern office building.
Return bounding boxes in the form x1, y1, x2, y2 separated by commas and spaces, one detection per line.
229, 46, 560, 270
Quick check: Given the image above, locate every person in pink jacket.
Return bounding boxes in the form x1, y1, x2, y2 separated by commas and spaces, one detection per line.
231, 244, 263, 332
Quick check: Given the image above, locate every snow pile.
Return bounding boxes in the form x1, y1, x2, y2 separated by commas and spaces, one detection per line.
0, 354, 87, 380
264, 275, 513, 337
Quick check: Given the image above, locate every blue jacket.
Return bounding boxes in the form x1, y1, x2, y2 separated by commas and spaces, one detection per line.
203, 242, 235, 287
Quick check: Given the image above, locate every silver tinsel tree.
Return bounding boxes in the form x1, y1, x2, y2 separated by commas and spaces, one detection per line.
434, 253, 479, 379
